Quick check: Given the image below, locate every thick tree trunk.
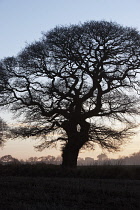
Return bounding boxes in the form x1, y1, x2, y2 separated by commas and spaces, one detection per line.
61, 120, 90, 169
62, 143, 79, 168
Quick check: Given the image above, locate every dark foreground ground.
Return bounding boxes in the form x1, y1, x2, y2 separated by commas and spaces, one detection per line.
0, 176, 140, 210
0, 165, 140, 209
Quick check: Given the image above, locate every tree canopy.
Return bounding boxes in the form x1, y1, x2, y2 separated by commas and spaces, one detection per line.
0, 118, 8, 146
0, 20, 140, 168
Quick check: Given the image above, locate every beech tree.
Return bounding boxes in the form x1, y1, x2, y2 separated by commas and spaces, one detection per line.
0, 21, 140, 168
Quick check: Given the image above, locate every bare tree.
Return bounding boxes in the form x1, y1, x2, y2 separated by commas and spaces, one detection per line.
0, 118, 8, 146
0, 21, 140, 168
97, 153, 108, 161
0, 155, 19, 165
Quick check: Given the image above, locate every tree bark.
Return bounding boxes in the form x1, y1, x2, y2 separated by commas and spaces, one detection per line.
62, 143, 79, 168
61, 120, 90, 168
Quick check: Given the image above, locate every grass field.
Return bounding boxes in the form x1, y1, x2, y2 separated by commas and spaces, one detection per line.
0, 176, 140, 210
1, 164, 140, 179
0, 164, 140, 209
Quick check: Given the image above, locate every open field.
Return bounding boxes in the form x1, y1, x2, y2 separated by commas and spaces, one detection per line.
1, 164, 140, 179
0, 165, 140, 209
0, 176, 140, 210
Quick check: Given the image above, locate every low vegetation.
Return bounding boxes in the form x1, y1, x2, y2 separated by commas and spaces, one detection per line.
0, 163, 140, 179
0, 161, 140, 209
0, 176, 140, 210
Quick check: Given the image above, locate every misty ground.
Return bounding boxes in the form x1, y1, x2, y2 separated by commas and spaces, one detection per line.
0, 165, 140, 209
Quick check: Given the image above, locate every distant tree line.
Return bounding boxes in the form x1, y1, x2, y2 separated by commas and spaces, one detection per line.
1, 151, 140, 165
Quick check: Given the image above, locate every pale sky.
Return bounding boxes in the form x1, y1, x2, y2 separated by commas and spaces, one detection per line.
0, 0, 140, 160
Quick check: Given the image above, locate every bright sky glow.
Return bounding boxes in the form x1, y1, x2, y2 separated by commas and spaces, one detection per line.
0, 0, 140, 160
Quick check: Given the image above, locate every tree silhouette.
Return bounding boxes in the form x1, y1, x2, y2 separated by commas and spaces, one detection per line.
0, 21, 140, 168
97, 153, 108, 161
0, 118, 8, 146
0, 59, 9, 95
0, 155, 19, 165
